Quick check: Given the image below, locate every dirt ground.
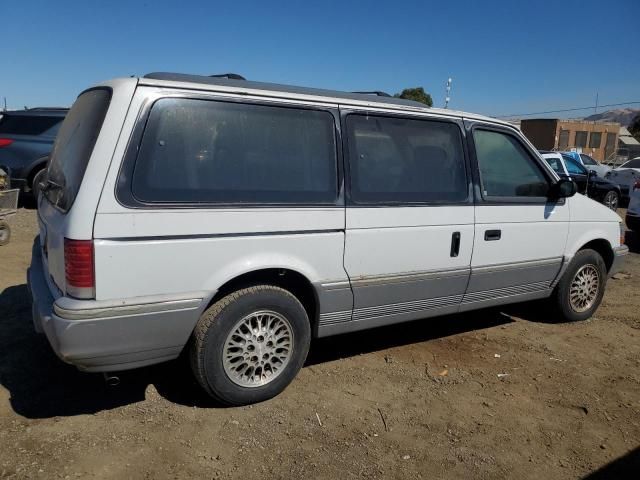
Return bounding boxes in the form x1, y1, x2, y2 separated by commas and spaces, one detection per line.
0, 207, 638, 480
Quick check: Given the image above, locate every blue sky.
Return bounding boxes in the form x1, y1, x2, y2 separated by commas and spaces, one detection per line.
2, 0, 639, 117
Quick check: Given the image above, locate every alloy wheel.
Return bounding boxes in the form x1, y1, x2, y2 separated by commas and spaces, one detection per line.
222, 310, 294, 387
569, 264, 600, 313
603, 191, 618, 210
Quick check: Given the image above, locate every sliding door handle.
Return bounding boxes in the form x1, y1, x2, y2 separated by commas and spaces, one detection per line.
484, 229, 501, 241
450, 231, 461, 257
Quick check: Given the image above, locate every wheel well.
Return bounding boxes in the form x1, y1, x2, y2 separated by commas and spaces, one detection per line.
579, 239, 614, 272
27, 162, 46, 188
207, 269, 319, 326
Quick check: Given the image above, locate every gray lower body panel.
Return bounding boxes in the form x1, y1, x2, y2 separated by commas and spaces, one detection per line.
466, 257, 562, 293
28, 245, 204, 372
317, 261, 559, 337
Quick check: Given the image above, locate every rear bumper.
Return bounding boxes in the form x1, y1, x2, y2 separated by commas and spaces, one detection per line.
27, 241, 205, 372
610, 245, 629, 277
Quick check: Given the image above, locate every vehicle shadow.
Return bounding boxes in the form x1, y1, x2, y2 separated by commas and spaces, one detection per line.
582, 446, 640, 479
0, 284, 150, 418
2, 282, 550, 417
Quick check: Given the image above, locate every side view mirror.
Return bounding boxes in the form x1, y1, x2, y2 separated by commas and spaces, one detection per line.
550, 178, 577, 199
588, 169, 598, 178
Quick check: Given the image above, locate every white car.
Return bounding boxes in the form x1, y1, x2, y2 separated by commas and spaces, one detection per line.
28, 73, 628, 405
605, 157, 640, 200
576, 153, 611, 177
626, 180, 640, 233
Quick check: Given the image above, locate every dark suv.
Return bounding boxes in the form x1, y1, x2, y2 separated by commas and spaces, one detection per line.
0, 108, 68, 197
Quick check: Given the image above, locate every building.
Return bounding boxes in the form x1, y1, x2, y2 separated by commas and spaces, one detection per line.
520, 119, 620, 162
617, 126, 640, 163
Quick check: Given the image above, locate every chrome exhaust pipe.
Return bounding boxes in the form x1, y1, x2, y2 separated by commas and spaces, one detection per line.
103, 373, 120, 387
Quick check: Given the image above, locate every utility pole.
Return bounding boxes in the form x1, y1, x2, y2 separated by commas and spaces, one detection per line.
2, 97, 6, 112
444, 77, 452, 109
594, 92, 599, 113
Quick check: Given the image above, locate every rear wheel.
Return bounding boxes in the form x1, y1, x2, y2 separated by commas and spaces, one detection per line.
553, 249, 607, 322
0, 220, 10, 246
190, 285, 311, 406
602, 190, 619, 211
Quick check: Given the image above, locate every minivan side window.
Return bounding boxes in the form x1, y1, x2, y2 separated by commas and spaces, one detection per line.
345, 114, 467, 204
130, 98, 338, 205
473, 129, 549, 198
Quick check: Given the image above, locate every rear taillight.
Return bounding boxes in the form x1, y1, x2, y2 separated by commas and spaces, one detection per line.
0, 139, 14, 148
633, 180, 640, 191
64, 238, 95, 299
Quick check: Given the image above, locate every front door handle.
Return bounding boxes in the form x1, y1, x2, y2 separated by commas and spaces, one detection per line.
484, 229, 501, 241
450, 231, 461, 257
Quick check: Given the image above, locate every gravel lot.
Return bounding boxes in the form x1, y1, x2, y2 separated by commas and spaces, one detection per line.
1, 207, 638, 479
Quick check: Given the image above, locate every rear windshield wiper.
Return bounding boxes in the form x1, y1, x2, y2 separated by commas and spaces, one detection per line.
40, 178, 64, 192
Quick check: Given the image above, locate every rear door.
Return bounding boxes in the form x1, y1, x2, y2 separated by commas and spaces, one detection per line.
340, 110, 474, 333
464, 122, 569, 309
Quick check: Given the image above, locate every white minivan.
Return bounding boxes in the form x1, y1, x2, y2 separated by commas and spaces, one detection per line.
28, 73, 628, 405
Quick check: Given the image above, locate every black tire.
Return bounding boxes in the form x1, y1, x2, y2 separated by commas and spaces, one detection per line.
553, 249, 607, 322
0, 220, 10, 246
31, 168, 46, 200
601, 190, 619, 211
190, 285, 311, 406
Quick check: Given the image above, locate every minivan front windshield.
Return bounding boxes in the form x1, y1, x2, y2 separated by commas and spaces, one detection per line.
43, 88, 111, 212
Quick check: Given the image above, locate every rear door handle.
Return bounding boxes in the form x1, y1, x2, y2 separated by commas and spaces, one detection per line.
450, 231, 461, 257
484, 229, 501, 241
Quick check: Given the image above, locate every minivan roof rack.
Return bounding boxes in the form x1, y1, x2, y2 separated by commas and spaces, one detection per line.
141, 72, 429, 109
208, 73, 246, 80
351, 90, 392, 98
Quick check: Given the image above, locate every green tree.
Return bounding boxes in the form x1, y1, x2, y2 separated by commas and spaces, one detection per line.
394, 87, 433, 107
629, 114, 640, 141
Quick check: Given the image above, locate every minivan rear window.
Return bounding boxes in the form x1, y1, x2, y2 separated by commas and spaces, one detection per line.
0, 115, 63, 136
44, 89, 111, 212
129, 98, 338, 205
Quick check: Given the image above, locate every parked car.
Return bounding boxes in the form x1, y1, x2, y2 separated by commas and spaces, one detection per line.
625, 180, 640, 233
560, 151, 611, 177
0, 108, 67, 197
28, 73, 628, 405
540, 152, 621, 210
605, 157, 640, 200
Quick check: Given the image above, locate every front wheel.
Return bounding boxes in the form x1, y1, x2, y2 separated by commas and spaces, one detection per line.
189, 285, 311, 406
553, 249, 607, 322
602, 190, 619, 211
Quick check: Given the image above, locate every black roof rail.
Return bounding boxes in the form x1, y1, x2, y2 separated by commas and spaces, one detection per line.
208, 73, 246, 80
25, 107, 69, 111
352, 90, 392, 98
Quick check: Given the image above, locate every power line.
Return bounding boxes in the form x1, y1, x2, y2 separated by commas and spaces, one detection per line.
495, 101, 640, 119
